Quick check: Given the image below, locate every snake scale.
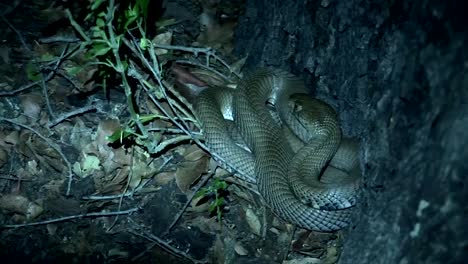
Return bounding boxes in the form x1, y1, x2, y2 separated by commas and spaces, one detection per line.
188, 68, 360, 231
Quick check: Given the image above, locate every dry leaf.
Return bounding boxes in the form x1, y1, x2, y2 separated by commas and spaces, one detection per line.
0, 44, 10, 64
0, 194, 44, 220
175, 145, 209, 193
19, 93, 43, 120
189, 195, 210, 213
95, 119, 121, 146
234, 242, 249, 256
229, 57, 247, 77
0, 148, 7, 168
282, 257, 321, 264
153, 32, 173, 55
4, 131, 19, 146
245, 208, 261, 236
154, 171, 176, 185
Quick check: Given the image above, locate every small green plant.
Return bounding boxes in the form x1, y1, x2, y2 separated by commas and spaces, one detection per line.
195, 178, 229, 223
67, 0, 154, 149
84, 0, 150, 90
67, 0, 236, 158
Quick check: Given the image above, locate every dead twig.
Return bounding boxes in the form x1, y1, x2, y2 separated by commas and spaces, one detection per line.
47, 103, 97, 128
2, 207, 140, 228
1, 14, 30, 52
0, 72, 54, 96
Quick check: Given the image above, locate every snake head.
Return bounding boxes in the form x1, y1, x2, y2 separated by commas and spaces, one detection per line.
284, 93, 340, 142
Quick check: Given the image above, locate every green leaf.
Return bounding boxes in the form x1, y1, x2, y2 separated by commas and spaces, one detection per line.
140, 38, 150, 50
138, 114, 158, 123
25, 61, 41, 82
64, 66, 83, 76
90, 0, 105, 11
214, 197, 225, 207
214, 178, 228, 190
91, 43, 111, 57
217, 209, 223, 222
39, 53, 54, 62
96, 17, 105, 28
90, 26, 102, 38
137, 0, 149, 19
194, 189, 208, 199
208, 202, 217, 213
106, 128, 134, 143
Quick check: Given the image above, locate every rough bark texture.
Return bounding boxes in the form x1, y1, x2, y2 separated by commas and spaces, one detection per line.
235, 0, 467, 263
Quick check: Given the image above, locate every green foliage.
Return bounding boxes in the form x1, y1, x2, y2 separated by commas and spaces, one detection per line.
105, 114, 160, 144
195, 178, 229, 223
84, 0, 150, 88
106, 127, 135, 144
86, 0, 149, 33
25, 61, 41, 82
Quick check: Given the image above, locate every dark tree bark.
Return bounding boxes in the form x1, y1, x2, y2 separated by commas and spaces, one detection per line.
235, 1, 468, 263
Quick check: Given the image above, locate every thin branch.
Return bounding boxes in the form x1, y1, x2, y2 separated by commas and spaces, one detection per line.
47, 104, 97, 128
41, 73, 55, 119
153, 44, 238, 78
147, 127, 203, 136
2, 207, 140, 228
65, 9, 91, 42
0, 72, 54, 96
175, 60, 231, 82
38, 36, 81, 44
1, 14, 30, 52
0, 0, 22, 16
153, 135, 193, 154
82, 193, 136, 200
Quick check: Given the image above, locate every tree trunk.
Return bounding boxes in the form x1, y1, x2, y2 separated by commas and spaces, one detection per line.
235, 0, 467, 263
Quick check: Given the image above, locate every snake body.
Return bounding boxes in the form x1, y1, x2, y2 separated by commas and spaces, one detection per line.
192, 68, 360, 231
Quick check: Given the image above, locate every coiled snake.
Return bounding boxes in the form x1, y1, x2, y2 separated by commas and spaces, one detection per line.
189, 68, 360, 232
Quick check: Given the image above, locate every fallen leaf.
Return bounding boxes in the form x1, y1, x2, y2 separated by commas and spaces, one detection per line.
0, 44, 10, 64
0, 148, 7, 168
234, 242, 249, 256
153, 32, 173, 55
245, 208, 261, 236
175, 145, 209, 193
0, 194, 44, 220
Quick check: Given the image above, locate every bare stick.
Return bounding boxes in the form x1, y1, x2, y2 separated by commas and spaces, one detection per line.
1, 14, 30, 52
65, 9, 91, 42
175, 59, 231, 82
39, 36, 80, 44
47, 104, 97, 128
147, 127, 203, 136
153, 44, 238, 78
2, 207, 140, 228
0, 72, 54, 96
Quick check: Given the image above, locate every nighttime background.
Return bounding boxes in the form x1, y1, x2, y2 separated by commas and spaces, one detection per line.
0, 0, 466, 263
